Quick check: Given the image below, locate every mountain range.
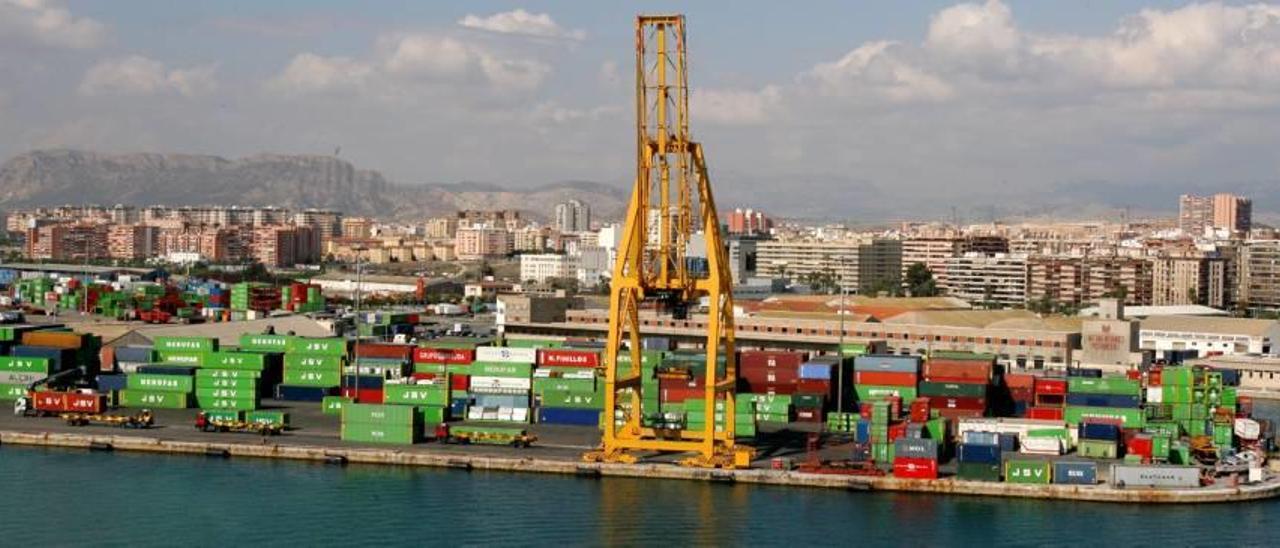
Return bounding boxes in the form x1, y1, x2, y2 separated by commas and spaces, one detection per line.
0, 150, 629, 222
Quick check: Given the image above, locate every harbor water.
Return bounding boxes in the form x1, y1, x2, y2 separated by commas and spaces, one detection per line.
1, 401, 1276, 546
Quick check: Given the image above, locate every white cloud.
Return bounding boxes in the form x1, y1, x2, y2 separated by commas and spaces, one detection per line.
458, 9, 585, 40
0, 0, 106, 49
691, 86, 782, 125
79, 55, 216, 97
598, 60, 621, 87
270, 32, 550, 96
805, 41, 954, 103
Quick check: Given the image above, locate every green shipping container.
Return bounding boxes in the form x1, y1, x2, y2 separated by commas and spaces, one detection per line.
418, 405, 447, 425
413, 363, 448, 374
154, 336, 218, 353
957, 462, 1001, 482
119, 390, 188, 409
284, 354, 343, 370
196, 368, 260, 380
205, 352, 266, 370
1162, 385, 1194, 404
246, 410, 289, 427
195, 376, 258, 391
793, 394, 825, 408
383, 384, 449, 406
0, 383, 28, 400
738, 394, 792, 415
0, 356, 52, 374
341, 422, 419, 444
1077, 439, 1118, 459
156, 350, 206, 367
1064, 405, 1145, 428
239, 334, 293, 353
857, 385, 917, 403
918, 381, 987, 398
539, 389, 602, 409
533, 377, 595, 395
285, 337, 347, 356
127, 374, 194, 393
202, 410, 242, 422
195, 387, 255, 400
471, 361, 534, 378
323, 396, 351, 415
1004, 460, 1052, 484
1068, 377, 1141, 396
1162, 367, 1195, 387
343, 403, 418, 426
283, 368, 341, 387
871, 443, 895, 463
196, 397, 258, 411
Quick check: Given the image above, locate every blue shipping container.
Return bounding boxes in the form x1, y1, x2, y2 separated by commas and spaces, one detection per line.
642, 337, 673, 351
342, 375, 385, 389
1080, 422, 1121, 441
114, 346, 156, 363
95, 374, 128, 392
853, 355, 921, 374
798, 363, 834, 380
473, 394, 529, 408
276, 385, 335, 402
957, 443, 1001, 464
450, 398, 469, 417
537, 407, 600, 426
1053, 461, 1098, 485
855, 419, 871, 443
1066, 393, 1140, 408
13, 346, 76, 372
136, 365, 197, 377
962, 431, 1000, 446
998, 433, 1018, 452
1068, 368, 1103, 378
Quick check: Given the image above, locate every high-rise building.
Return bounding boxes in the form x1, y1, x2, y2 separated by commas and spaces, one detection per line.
727, 208, 772, 236
1150, 256, 1226, 308
454, 227, 514, 260
1027, 256, 1153, 308
106, 225, 158, 260
424, 217, 459, 239
554, 200, 591, 233
756, 240, 860, 292
519, 253, 577, 284
858, 239, 903, 295
901, 236, 964, 284
1239, 240, 1280, 312
1180, 193, 1251, 235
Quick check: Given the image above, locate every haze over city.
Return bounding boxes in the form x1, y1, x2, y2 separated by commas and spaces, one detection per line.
3, 1, 1280, 219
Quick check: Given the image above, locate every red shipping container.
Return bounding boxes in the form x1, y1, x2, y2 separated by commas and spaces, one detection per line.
1125, 369, 1142, 381
661, 386, 703, 402
1034, 378, 1067, 395
99, 347, 116, 374
909, 398, 931, 423
340, 387, 384, 403
740, 367, 798, 385
795, 379, 832, 395
923, 375, 989, 385
738, 351, 807, 370
888, 422, 907, 442
34, 392, 104, 413
736, 380, 797, 395
1026, 407, 1064, 420
935, 408, 984, 420
859, 402, 872, 419
410, 372, 439, 382
1034, 393, 1065, 407
1148, 369, 1163, 386
923, 359, 991, 382
413, 348, 475, 364
927, 396, 986, 411
1004, 373, 1036, 389
854, 371, 917, 387
1009, 387, 1034, 402
893, 457, 939, 479
450, 373, 470, 392
537, 349, 601, 368
354, 343, 414, 360
1126, 433, 1154, 459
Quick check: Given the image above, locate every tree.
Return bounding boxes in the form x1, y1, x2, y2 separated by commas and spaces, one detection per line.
904, 263, 938, 297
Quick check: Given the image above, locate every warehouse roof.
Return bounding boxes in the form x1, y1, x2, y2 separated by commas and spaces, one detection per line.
0, 262, 155, 275
1079, 304, 1227, 318
1138, 315, 1279, 338
883, 309, 1081, 332
747, 294, 970, 321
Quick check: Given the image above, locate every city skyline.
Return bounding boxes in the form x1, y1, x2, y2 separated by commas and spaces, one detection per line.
3, 2, 1280, 219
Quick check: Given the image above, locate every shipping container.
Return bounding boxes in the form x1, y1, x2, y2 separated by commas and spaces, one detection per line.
1065, 393, 1141, 408
919, 381, 987, 398
738, 351, 807, 370
1109, 465, 1200, 488
474, 346, 538, 364
1052, 461, 1098, 485
1004, 459, 1052, 484
153, 336, 218, 354
413, 347, 475, 364
538, 349, 601, 368
854, 370, 917, 386
285, 337, 347, 357
892, 457, 938, 479
127, 374, 193, 393
118, 389, 188, 409
239, 334, 292, 353
923, 359, 992, 382
275, 384, 336, 401
894, 438, 939, 459
853, 355, 921, 374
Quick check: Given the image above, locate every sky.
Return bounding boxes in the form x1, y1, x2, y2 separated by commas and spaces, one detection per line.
2, 0, 1279, 220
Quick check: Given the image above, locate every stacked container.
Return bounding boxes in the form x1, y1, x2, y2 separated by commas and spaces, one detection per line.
195, 350, 269, 411
277, 337, 347, 401
121, 370, 192, 409
413, 344, 476, 417
1077, 421, 1121, 459
869, 400, 895, 465
534, 347, 601, 426
920, 352, 991, 420
738, 350, 805, 395
956, 430, 1003, 481
0, 356, 52, 400
853, 355, 920, 403
740, 393, 792, 425
1028, 377, 1067, 420
341, 402, 421, 444
795, 356, 839, 420
468, 346, 536, 422
893, 437, 939, 479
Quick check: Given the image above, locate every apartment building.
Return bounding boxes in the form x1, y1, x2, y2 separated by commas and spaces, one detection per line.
554, 200, 591, 233
1150, 256, 1226, 308
519, 253, 576, 284
1240, 240, 1280, 312
1026, 256, 1153, 307
106, 225, 158, 260
942, 253, 1028, 307
454, 227, 513, 260
1180, 193, 1252, 235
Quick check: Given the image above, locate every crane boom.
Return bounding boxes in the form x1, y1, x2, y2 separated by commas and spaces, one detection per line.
585, 14, 750, 469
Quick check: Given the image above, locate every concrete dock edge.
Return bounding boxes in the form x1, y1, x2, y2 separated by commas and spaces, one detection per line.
4, 429, 1279, 503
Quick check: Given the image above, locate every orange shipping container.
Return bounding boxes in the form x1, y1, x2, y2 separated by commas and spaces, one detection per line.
21, 331, 86, 349
923, 359, 992, 382
99, 347, 116, 374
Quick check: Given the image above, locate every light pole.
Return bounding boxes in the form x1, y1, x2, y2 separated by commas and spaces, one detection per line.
348, 247, 365, 403
837, 285, 848, 413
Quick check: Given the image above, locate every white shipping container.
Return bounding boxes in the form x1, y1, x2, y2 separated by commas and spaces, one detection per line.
957, 418, 1065, 439
1019, 437, 1063, 455
1145, 386, 1163, 404
1109, 465, 1200, 489
470, 376, 533, 391
1235, 418, 1261, 441
475, 346, 537, 364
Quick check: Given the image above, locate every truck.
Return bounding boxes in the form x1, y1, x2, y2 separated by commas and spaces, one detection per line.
425, 423, 535, 447
62, 410, 154, 429
194, 411, 284, 436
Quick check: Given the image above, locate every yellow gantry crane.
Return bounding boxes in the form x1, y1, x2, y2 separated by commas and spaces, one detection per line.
584, 14, 751, 469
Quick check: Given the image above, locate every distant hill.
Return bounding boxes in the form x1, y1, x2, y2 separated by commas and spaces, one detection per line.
0, 150, 628, 221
